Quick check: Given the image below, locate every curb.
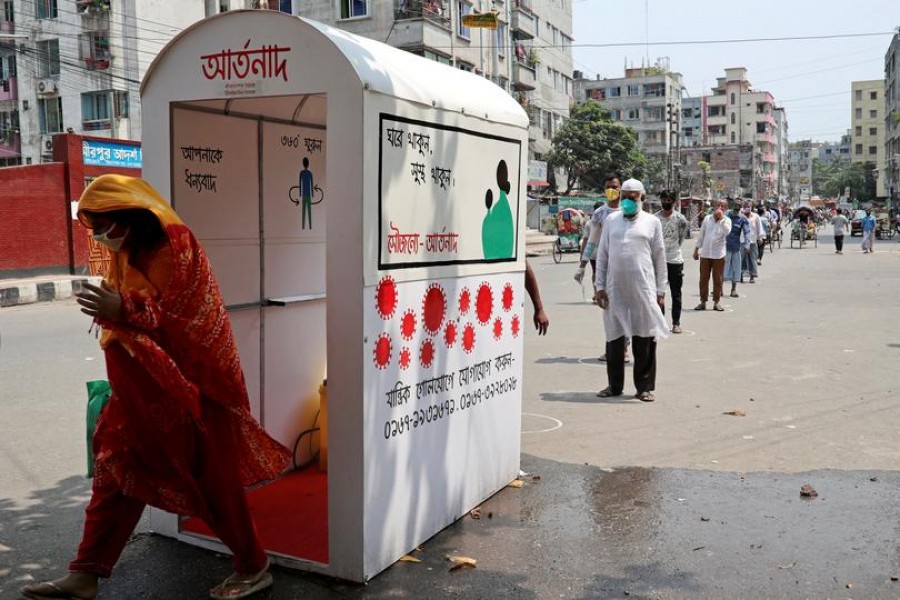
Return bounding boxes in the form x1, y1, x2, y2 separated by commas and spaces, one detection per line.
0, 277, 101, 308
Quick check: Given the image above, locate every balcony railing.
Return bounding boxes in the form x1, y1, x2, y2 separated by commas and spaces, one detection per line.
511, 4, 536, 39
0, 132, 21, 156
394, 0, 450, 27
76, 0, 111, 15
84, 56, 110, 70
513, 61, 536, 91
0, 77, 17, 101
82, 118, 111, 131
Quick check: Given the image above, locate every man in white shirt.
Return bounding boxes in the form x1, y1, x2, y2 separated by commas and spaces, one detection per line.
741, 200, 762, 283
692, 199, 731, 311
594, 178, 669, 402
654, 190, 688, 334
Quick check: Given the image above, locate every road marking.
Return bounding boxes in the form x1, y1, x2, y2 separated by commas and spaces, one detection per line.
522, 412, 563, 434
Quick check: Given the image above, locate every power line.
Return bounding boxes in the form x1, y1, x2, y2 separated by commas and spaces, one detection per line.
570, 31, 895, 50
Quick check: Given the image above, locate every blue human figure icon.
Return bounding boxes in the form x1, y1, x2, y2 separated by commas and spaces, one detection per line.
299, 156, 315, 230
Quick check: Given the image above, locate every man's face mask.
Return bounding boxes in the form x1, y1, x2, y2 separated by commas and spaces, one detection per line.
621, 198, 639, 216
605, 188, 620, 202
91, 222, 130, 252
742, 208, 751, 215
661, 202, 673, 210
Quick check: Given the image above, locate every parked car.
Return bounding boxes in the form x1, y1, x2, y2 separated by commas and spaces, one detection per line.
850, 209, 867, 236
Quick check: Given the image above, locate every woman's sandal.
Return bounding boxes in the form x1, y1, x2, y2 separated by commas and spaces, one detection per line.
21, 581, 95, 600
596, 387, 623, 398
209, 563, 273, 600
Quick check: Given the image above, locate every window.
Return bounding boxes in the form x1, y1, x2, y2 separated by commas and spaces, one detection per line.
0, 109, 18, 141
113, 90, 129, 118
644, 83, 664, 97
730, 92, 735, 105
855, 144, 863, 155
855, 108, 862, 119
37, 39, 60, 77
496, 23, 506, 57
457, 1, 471, 37
625, 108, 639, 120
870, 127, 878, 136
82, 91, 110, 130
682, 108, 692, 118
870, 109, 877, 119
608, 86, 620, 98
684, 127, 693, 137
855, 90, 862, 101
339, 0, 367, 19
756, 122, 766, 133
731, 131, 736, 143
856, 126, 862, 136
870, 91, 877, 100
3, 1, 13, 23
756, 103, 766, 114
730, 113, 736, 125
80, 31, 110, 69
869, 146, 877, 155
38, 97, 62, 134
627, 83, 640, 96
36, 0, 57, 19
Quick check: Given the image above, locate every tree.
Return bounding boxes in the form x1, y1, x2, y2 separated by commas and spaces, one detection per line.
545, 101, 646, 195
813, 158, 876, 202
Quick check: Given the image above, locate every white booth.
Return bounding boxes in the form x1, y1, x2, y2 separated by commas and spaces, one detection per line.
142, 10, 528, 582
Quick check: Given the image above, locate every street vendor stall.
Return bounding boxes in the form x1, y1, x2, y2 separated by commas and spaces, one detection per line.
140, 10, 528, 582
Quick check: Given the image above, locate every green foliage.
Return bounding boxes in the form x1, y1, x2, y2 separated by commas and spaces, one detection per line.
545, 101, 648, 194
812, 158, 877, 202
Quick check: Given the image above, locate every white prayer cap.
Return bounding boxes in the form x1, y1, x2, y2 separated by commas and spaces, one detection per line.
621, 178, 645, 194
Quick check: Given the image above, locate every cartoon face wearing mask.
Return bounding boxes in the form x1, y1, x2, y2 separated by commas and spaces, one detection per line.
619, 178, 645, 218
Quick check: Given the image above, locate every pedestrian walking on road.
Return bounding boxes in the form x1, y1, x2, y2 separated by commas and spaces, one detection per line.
594, 178, 669, 402
724, 204, 751, 298
741, 201, 761, 282
861, 209, 877, 253
756, 206, 770, 265
655, 190, 688, 334
22, 175, 291, 600
693, 199, 731, 312
832, 208, 849, 254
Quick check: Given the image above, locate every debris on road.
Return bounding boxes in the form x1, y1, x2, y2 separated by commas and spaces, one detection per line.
507, 479, 524, 489
447, 555, 477, 572
723, 409, 746, 417
399, 555, 422, 563
800, 484, 818, 498
469, 508, 481, 520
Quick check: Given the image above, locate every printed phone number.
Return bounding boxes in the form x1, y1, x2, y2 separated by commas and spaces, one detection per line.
383, 376, 518, 440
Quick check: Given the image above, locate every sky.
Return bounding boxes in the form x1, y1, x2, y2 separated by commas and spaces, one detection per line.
572, 0, 899, 143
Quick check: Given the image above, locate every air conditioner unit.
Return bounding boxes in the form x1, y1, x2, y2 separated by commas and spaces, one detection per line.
37, 79, 58, 95
42, 135, 53, 152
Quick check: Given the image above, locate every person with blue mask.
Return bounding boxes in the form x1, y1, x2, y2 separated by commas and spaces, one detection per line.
593, 178, 669, 403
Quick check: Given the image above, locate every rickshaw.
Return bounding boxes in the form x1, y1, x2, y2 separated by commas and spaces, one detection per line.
553, 207, 585, 263
790, 206, 817, 248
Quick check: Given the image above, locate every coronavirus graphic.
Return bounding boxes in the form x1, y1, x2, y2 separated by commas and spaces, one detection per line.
420, 338, 435, 368
511, 314, 521, 338
462, 323, 476, 353
373, 333, 392, 369
375, 275, 398, 320
400, 309, 417, 341
492, 317, 503, 340
444, 320, 458, 348
399, 347, 411, 370
501, 282, 514, 312
475, 282, 493, 325
422, 283, 447, 335
458, 287, 471, 315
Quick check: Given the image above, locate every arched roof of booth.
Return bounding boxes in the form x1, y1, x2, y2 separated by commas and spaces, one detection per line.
141, 10, 529, 130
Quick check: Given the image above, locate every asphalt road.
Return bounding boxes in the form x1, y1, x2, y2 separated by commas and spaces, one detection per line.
2, 227, 900, 599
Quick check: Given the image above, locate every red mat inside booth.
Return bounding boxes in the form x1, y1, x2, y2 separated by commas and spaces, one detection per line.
181, 468, 329, 564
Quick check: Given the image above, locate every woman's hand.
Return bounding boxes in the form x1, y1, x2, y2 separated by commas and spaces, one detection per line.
76, 281, 123, 322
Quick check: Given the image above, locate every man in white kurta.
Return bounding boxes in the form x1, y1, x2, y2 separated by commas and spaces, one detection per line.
594, 178, 669, 402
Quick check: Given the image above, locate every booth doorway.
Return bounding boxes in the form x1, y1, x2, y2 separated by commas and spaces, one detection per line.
168, 95, 329, 565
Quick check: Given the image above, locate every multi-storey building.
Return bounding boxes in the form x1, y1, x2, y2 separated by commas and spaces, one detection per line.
885, 31, 900, 203
787, 140, 819, 202
291, 0, 574, 163
850, 79, 886, 197
5, 2, 568, 167
818, 132, 851, 166
680, 96, 702, 149
773, 106, 789, 200
574, 60, 683, 184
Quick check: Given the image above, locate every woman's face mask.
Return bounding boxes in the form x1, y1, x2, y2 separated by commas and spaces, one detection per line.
621, 198, 639, 216
91, 222, 130, 252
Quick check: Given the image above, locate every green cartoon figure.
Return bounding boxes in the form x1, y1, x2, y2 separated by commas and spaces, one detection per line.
481, 159, 515, 259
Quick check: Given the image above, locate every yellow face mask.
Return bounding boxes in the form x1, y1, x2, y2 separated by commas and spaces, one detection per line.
605, 188, 620, 202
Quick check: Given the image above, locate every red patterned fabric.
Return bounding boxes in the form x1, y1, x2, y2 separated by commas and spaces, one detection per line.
79, 175, 291, 519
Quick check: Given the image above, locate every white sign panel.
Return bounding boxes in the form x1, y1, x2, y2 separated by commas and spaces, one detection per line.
362, 271, 523, 569
379, 114, 522, 269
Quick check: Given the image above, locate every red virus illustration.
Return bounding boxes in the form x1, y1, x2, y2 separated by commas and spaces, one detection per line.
462, 323, 476, 353
373, 333, 392, 369
375, 275, 398, 320
400, 309, 417, 341
444, 320, 458, 348
492, 317, 503, 340
501, 282, 514, 312
511, 314, 521, 338
422, 283, 447, 335
458, 287, 471, 315
420, 338, 435, 368
399, 347, 412, 370
475, 282, 493, 325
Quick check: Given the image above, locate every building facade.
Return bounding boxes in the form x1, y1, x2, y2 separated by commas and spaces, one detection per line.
680, 143, 753, 201
884, 32, 900, 203
850, 79, 886, 197
787, 139, 819, 202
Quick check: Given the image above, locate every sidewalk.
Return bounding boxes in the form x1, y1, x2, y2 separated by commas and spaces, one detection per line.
0, 275, 101, 308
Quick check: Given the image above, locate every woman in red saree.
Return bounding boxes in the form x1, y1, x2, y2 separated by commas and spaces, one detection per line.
23, 175, 291, 600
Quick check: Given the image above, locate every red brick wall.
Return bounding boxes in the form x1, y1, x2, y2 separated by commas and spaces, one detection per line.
0, 163, 69, 277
